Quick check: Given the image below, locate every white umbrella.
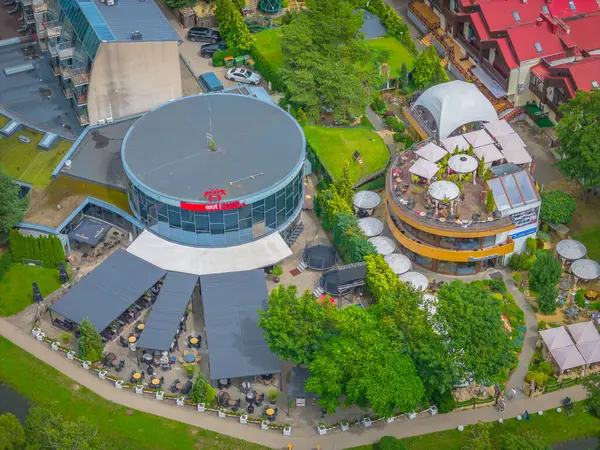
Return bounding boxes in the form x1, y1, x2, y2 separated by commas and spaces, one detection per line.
353, 191, 381, 210
399, 271, 429, 291
448, 154, 478, 174
429, 181, 460, 201
463, 129, 494, 148
358, 217, 384, 237
415, 143, 448, 163
572, 259, 600, 281
484, 120, 515, 138
384, 253, 411, 275
409, 158, 439, 181
556, 239, 586, 261
368, 236, 397, 256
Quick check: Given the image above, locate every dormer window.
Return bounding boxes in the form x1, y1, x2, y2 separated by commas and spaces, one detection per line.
512, 11, 521, 21
534, 42, 543, 53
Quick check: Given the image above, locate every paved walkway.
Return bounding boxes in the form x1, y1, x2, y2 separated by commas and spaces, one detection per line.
0, 318, 586, 450
366, 106, 384, 131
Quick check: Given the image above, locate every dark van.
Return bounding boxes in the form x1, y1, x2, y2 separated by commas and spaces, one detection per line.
198, 72, 224, 93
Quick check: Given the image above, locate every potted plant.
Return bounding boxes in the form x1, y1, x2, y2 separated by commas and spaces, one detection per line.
362, 415, 372, 427
267, 389, 280, 404
340, 419, 349, 432
186, 364, 195, 379
270, 266, 283, 283
317, 422, 327, 435
283, 424, 292, 436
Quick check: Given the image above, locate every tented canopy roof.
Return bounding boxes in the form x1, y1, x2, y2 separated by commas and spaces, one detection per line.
567, 321, 600, 345
463, 129, 495, 148
200, 269, 280, 380
474, 144, 505, 163
136, 271, 198, 351
441, 135, 470, 153
429, 181, 459, 201
413, 81, 498, 139
353, 190, 381, 210
415, 142, 448, 163
399, 271, 429, 291
572, 259, 600, 281
577, 340, 600, 364
540, 326, 575, 350
557, 240, 587, 261
496, 133, 526, 149
384, 253, 412, 275
484, 120, 515, 138
126, 230, 292, 276
448, 154, 478, 174
358, 217, 384, 237
409, 158, 439, 180
368, 236, 397, 256
500, 145, 532, 165
68, 217, 110, 246
549, 345, 586, 371
51, 249, 166, 332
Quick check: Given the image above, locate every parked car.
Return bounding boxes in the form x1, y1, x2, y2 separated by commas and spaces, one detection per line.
199, 72, 224, 93
199, 41, 227, 58
186, 27, 221, 43
225, 68, 261, 85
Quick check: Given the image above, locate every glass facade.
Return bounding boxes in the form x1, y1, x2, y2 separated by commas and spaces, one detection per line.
58, 0, 114, 58
128, 170, 304, 247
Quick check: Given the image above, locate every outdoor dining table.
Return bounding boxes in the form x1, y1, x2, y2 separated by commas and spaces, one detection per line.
137, 324, 145, 331
175, 382, 183, 390
132, 372, 142, 380
128, 336, 137, 343
190, 337, 199, 345
183, 353, 196, 363
228, 399, 237, 407
151, 378, 160, 386
142, 353, 153, 362
245, 392, 255, 402
266, 408, 275, 416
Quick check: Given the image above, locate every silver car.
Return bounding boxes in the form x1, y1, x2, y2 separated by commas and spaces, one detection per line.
225, 68, 261, 85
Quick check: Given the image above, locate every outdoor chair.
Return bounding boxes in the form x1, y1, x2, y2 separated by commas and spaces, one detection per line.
147, 366, 153, 375
182, 381, 192, 395
119, 336, 128, 347
247, 404, 254, 414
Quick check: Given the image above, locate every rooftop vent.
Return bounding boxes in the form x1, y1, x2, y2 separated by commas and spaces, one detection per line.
534, 41, 543, 52
512, 11, 521, 21
521, 0, 527, 3
132, 30, 142, 40
592, 80, 599, 88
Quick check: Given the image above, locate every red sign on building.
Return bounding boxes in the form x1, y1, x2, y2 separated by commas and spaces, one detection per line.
179, 188, 246, 211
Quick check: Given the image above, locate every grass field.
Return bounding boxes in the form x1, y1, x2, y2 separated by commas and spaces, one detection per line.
253, 28, 284, 72
0, 264, 63, 316
367, 36, 416, 78
350, 402, 600, 449
574, 225, 600, 262
0, 129, 71, 188
0, 115, 9, 127
0, 337, 267, 449
304, 126, 389, 183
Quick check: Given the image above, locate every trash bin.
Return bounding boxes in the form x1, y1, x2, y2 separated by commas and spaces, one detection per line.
224, 56, 234, 68
247, 59, 255, 69
234, 56, 245, 67
243, 54, 251, 63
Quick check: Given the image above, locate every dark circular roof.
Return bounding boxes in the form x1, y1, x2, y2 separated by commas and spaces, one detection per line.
122, 94, 305, 202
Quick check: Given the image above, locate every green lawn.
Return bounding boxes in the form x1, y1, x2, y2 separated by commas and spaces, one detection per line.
366, 35, 416, 78
0, 115, 9, 127
349, 402, 600, 449
253, 28, 284, 72
574, 225, 600, 262
0, 129, 71, 188
304, 126, 390, 183
0, 337, 267, 449
0, 264, 63, 316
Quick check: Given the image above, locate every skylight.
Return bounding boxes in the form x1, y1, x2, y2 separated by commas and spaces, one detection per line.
541, 4, 549, 13
569, 1, 576, 10
593, 81, 599, 89
512, 11, 521, 21
534, 42, 543, 53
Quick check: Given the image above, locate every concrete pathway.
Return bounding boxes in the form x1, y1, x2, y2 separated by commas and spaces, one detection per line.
366, 106, 384, 131
0, 318, 586, 450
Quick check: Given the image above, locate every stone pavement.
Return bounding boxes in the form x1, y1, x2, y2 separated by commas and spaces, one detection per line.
0, 318, 586, 450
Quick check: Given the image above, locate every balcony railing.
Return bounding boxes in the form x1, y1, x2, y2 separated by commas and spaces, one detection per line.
23, 13, 35, 24
60, 67, 71, 80
76, 93, 87, 106
479, 58, 509, 90
70, 67, 90, 87
62, 88, 73, 99
32, 0, 47, 13
77, 114, 89, 126
50, 63, 60, 77
529, 80, 545, 103
58, 44, 75, 60
409, 2, 440, 31
456, 34, 480, 60
45, 21, 61, 39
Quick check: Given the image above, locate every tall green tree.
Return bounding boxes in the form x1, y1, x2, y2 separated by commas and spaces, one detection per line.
0, 166, 27, 246
306, 307, 425, 417
78, 318, 104, 362
540, 190, 576, 224
258, 285, 334, 365
537, 284, 558, 315
162, 0, 197, 9
412, 46, 449, 89
280, 0, 378, 120
462, 422, 492, 450
399, 62, 408, 88
189, 372, 217, 404
321, 186, 352, 232
555, 90, 600, 193
529, 250, 562, 292
335, 160, 354, 206
215, 0, 254, 51
365, 254, 400, 301
0, 413, 25, 450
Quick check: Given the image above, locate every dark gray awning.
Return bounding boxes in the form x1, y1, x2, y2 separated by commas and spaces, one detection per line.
50, 249, 166, 331
471, 66, 506, 99
137, 272, 198, 351
200, 269, 280, 380
288, 367, 318, 398
68, 217, 110, 246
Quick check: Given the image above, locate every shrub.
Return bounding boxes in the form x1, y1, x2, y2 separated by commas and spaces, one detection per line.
249, 45, 284, 91
378, 436, 407, 450
537, 230, 550, 243
513, 272, 522, 283
575, 289, 586, 308
403, 136, 414, 148
525, 237, 537, 256
190, 372, 216, 404
537, 361, 553, 376
540, 190, 576, 224
526, 371, 550, 386
537, 320, 547, 330
432, 389, 456, 413
0, 251, 12, 282
383, 110, 395, 117
537, 284, 558, 315
212, 47, 243, 67
487, 277, 508, 294
385, 116, 405, 132
371, 98, 386, 113
267, 389, 280, 403
58, 331, 72, 345
393, 133, 405, 143
78, 318, 104, 362
9, 230, 65, 268
529, 250, 562, 292
281, 0, 288, 6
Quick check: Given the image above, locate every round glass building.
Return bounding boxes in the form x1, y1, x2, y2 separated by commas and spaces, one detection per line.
122, 93, 306, 247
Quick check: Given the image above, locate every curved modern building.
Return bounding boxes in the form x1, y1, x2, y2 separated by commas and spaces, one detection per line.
122, 93, 306, 247
388, 82, 540, 275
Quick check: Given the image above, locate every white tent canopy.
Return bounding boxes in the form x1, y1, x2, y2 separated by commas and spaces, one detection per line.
441, 135, 470, 153
358, 217, 384, 237
496, 133, 526, 149
484, 120, 515, 138
409, 158, 439, 180
415, 142, 448, 163
500, 145, 532, 165
368, 236, 397, 256
399, 271, 429, 291
474, 144, 505, 163
384, 253, 412, 275
567, 321, 600, 345
463, 129, 495, 148
353, 190, 381, 210
429, 181, 460, 201
550, 345, 586, 371
448, 154, 478, 174
540, 327, 575, 350
127, 230, 292, 276
413, 81, 498, 139
572, 259, 600, 281
556, 239, 587, 261
577, 340, 600, 364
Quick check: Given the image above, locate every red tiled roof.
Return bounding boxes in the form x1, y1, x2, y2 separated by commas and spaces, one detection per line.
459, 0, 492, 8
531, 63, 550, 80
566, 13, 600, 53
496, 37, 519, 69
547, 0, 599, 19
555, 57, 600, 91
506, 20, 566, 62
479, 0, 547, 33
470, 13, 490, 40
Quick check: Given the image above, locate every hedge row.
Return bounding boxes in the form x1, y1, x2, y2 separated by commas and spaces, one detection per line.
9, 229, 66, 268
0, 251, 12, 281
249, 45, 284, 91
212, 48, 245, 67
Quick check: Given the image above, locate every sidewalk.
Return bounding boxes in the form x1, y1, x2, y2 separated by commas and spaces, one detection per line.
0, 318, 586, 450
